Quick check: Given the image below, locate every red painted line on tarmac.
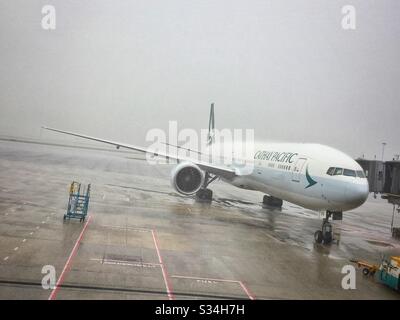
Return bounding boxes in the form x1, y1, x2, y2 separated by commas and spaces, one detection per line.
151, 229, 174, 300
48, 215, 92, 300
238, 281, 255, 300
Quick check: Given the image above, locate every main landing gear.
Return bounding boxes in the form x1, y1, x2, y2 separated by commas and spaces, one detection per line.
195, 172, 218, 203
314, 211, 342, 245
262, 195, 283, 208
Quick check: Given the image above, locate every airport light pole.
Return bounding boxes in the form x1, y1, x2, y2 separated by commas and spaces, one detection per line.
381, 142, 387, 161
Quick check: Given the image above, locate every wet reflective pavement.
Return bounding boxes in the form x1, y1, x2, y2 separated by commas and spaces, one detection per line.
0, 140, 399, 299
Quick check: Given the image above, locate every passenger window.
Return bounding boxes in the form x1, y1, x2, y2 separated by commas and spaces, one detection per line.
356, 170, 366, 178
326, 167, 335, 175
343, 169, 356, 177
334, 168, 343, 175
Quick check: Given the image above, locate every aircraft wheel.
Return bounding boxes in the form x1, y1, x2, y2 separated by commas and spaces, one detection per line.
314, 230, 323, 244
196, 188, 213, 202
322, 221, 333, 244
263, 195, 283, 207
323, 233, 333, 244
362, 268, 370, 276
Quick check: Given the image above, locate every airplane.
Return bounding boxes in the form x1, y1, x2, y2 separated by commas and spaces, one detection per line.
42, 103, 369, 245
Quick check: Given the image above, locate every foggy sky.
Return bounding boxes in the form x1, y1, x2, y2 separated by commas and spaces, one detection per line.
0, 1, 399, 160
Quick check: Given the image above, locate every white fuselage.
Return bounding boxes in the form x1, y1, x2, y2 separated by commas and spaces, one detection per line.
219, 142, 369, 212
41, 126, 369, 213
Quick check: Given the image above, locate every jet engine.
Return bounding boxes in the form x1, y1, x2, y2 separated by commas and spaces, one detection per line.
170, 162, 205, 195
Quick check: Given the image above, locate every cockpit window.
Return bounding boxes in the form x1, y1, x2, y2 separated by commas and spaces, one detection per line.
356, 170, 366, 178
328, 167, 365, 178
343, 169, 356, 177
326, 167, 335, 176
333, 168, 343, 175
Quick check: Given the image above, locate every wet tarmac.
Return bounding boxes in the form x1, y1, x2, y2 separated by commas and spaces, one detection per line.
0, 139, 399, 299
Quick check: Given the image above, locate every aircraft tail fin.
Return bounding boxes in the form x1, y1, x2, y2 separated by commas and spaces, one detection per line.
207, 103, 215, 146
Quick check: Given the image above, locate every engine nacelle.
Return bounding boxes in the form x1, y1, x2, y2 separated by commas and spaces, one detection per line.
170, 162, 205, 195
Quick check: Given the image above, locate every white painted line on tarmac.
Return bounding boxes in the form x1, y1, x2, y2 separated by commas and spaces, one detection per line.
171, 275, 235, 282
4, 256, 9, 261
14, 247, 19, 251
170, 275, 255, 300
100, 224, 152, 233
22, 239, 26, 243
90, 258, 161, 268
29, 232, 34, 235
36, 226, 40, 229
41, 221, 46, 224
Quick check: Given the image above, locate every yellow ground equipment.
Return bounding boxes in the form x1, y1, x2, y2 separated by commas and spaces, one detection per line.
351, 256, 400, 292
350, 259, 379, 276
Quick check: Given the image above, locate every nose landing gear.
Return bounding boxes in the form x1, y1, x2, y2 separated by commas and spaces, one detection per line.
314, 221, 333, 244
314, 211, 338, 244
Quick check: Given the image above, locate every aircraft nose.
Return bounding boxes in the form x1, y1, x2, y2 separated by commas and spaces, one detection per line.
345, 181, 369, 208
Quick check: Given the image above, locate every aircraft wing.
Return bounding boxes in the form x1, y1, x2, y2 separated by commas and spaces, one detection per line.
41, 126, 237, 179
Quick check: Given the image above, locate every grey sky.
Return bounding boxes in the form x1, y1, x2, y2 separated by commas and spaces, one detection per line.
0, 1, 399, 160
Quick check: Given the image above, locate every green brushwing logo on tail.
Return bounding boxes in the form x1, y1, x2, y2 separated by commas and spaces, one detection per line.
305, 165, 317, 189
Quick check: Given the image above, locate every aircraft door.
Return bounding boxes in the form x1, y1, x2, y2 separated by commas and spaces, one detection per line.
292, 158, 307, 182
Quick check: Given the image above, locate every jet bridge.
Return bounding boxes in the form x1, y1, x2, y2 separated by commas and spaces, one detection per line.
356, 158, 400, 238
